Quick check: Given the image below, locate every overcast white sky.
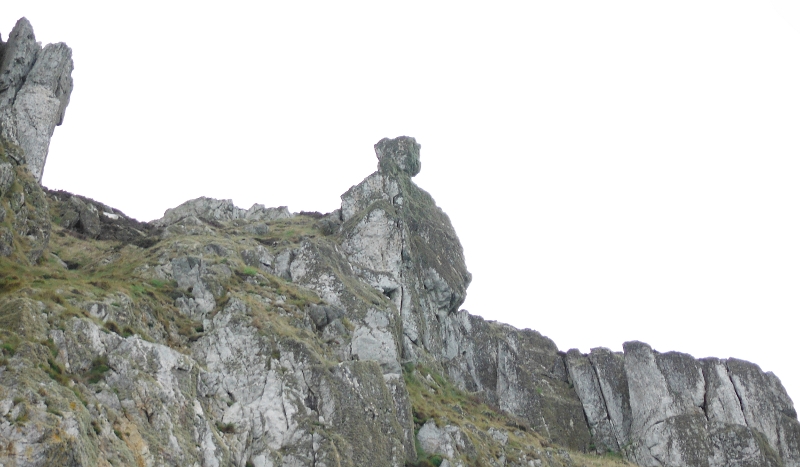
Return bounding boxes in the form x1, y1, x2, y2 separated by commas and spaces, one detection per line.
6, 1, 800, 406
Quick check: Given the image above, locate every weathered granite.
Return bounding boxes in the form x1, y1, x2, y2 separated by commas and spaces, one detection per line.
563, 341, 800, 467
0, 17, 73, 182
1, 35, 798, 465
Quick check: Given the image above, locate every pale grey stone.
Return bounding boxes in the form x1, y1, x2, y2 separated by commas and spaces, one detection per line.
306, 304, 343, 331
350, 309, 401, 374
583, 347, 630, 451
243, 222, 270, 235
417, 420, 459, 459
155, 197, 291, 227
241, 245, 275, 273
275, 248, 294, 280
702, 358, 747, 426
565, 349, 619, 453
0, 18, 40, 110
171, 256, 216, 318
0, 18, 73, 182
728, 358, 800, 467
2, 124, 799, 467
9, 43, 73, 181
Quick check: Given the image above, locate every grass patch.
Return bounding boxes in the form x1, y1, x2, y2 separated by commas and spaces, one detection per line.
85, 356, 111, 384
1, 342, 16, 356
149, 279, 167, 288
241, 266, 258, 277
42, 357, 70, 386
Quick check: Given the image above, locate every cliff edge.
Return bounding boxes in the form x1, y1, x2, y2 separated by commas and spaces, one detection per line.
0, 19, 797, 467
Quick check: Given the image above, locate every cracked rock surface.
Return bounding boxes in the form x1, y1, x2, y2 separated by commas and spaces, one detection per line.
564, 342, 800, 467
1, 18, 799, 467
0, 17, 73, 183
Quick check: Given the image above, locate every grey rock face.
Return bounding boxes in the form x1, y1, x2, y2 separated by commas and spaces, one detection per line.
417, 419, 475, 460
0, 19, 40, 111
46, 188, 158, 245
339, 136, 471, 365
588, 347, 632, 447
59, 196, 101, 238
0, 18, 73, 182
241, 244, 275, 273
3, 124, 800, 467
375, 136, 421, 177
727, 358, 800, 466
154, 196, 291, 227
565, 349, 619, 453
440, 313, 592, 451
563, 341, 800, 467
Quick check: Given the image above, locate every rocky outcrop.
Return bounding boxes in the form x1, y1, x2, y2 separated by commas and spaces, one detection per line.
154, 197, 291, 229
46, 189, 159, 245
0, 19, 798, 466
338, 136, 471, 363
0, 17, 73, 183
4, 132, 797, 466
564, 342, 800, 467
0, 18, 74, 264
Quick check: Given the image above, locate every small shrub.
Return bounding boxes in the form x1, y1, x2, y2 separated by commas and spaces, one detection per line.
1, 343, 16, 356
85, 356, 111, 384
216, 422, 236, 434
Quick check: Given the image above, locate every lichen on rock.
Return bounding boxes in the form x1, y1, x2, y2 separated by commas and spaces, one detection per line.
1, 17, 799, 467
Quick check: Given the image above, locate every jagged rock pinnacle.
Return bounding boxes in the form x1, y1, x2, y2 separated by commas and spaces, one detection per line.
375, 136, 421, 177
0, 17, 74, 183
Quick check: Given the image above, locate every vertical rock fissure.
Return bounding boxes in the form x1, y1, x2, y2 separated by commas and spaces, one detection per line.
726, 361, 748, 426
279, 379, 290, 431
588, 356, 622, 449
567, 354, 595, 444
